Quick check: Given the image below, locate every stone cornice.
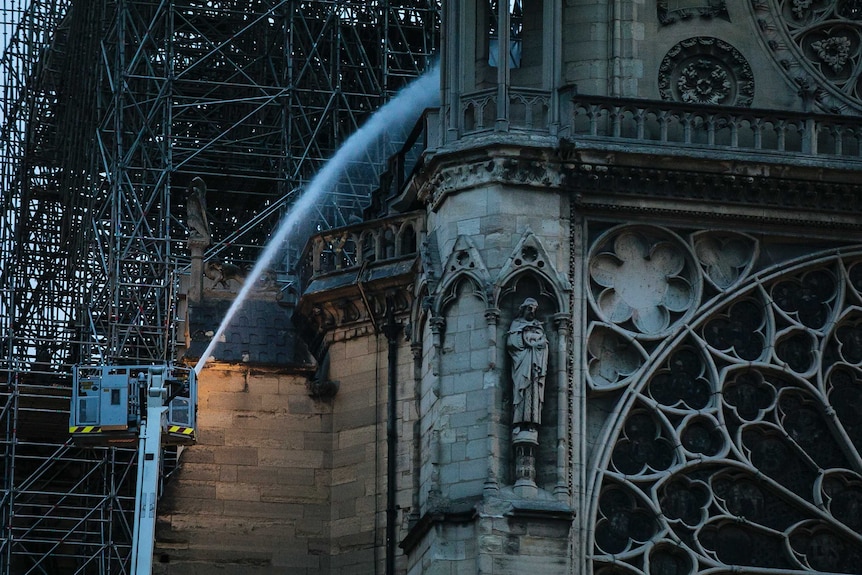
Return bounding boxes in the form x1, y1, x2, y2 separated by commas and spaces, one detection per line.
416, 143, 567, 210
569, 162, 862, 231
413, 140, 861, 231
295, 258, 417, 350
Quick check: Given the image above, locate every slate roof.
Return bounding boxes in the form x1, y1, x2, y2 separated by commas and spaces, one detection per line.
184, 299, 312, 367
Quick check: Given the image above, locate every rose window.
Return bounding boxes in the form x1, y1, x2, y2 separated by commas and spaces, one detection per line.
752, 0, 862, 111
587, 225, 862, 574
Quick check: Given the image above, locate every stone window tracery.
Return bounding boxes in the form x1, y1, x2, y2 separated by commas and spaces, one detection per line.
488, 0, 523, 68
587, 224, 862, 574
753, 0, 862, 112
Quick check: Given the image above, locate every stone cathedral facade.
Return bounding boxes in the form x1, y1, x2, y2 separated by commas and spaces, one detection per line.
163, 0, 862, 573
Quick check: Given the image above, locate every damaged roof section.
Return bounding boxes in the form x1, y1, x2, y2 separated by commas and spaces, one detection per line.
185, 299, 312, 367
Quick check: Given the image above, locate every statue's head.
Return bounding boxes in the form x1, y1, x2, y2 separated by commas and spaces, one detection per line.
519, 297, 539, 318
189, 176, 206, 194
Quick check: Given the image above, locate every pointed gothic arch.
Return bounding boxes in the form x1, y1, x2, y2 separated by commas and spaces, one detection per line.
432, 235, 492, 317
494, 228, 570, 313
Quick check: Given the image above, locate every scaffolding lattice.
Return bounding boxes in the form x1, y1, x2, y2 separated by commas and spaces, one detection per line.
1, 0, 439, 571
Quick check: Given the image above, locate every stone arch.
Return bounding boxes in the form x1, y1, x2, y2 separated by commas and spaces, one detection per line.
494, 229, 569, 314
433, 235, 492, 317
397, 221, 418, 256
586, 236, 862, 575
497, 272, 562, 492
492, 231, 571, 495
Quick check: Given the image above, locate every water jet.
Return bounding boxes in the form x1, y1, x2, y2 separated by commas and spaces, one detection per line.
194, 64, 440, 374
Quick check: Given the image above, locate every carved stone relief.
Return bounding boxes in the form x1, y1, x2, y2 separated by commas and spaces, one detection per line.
587, 223, 862, 574
659, 37, 755, 106
571, 165, 862, 227
658, 0, 729, 25
752, 0, 862, 113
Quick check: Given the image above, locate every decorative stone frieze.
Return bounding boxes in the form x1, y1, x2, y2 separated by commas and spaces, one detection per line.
418, 153, 567, 210
568, 163, 862, 229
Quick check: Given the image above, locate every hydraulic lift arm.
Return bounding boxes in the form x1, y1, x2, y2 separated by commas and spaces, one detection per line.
131, 367, 167, 575
70, 364, 197, 575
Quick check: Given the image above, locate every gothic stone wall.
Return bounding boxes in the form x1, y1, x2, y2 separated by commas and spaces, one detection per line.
323, 329, 416, 574
559, 0, 811, 111
154, 365, 332, 574
408, 127, 862, 573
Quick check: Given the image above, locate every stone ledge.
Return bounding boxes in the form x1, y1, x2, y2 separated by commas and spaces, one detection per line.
399, 494, 575, 553
399, 497, 480, 552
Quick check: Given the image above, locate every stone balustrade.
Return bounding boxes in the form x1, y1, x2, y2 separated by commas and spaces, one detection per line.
453, 87, 862, 167
459, 87, 553, 135
570, 95, 862, 165
299, 211, 424, 287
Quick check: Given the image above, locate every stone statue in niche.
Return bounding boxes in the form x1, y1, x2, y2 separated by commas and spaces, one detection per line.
507, 297, 548, 496
508, 297, 548, 428
186, 177, 211, 244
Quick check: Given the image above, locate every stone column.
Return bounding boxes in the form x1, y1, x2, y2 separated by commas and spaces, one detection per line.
409, 340, 423, 527
428, 315, 446, 503
483, 307, 501, 498
553, 312, 572, 500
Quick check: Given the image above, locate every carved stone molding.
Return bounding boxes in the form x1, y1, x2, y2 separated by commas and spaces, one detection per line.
418, 153, 566, 210
658, 37, 754, 107
568, 163, 862, 229
296, 274, 414, 347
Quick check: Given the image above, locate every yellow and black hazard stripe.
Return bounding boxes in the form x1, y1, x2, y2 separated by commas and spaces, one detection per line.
168, 425, 194, 436
69, 425, 102, 434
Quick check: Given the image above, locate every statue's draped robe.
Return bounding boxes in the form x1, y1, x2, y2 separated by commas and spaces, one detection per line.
507, 317, 548, 425
187, 180, 211, 243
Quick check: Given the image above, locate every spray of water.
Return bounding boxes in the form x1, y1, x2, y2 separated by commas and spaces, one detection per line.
194, 64, 441, 374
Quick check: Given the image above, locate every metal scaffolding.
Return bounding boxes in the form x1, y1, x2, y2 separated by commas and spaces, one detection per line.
0, 0, 439, 571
